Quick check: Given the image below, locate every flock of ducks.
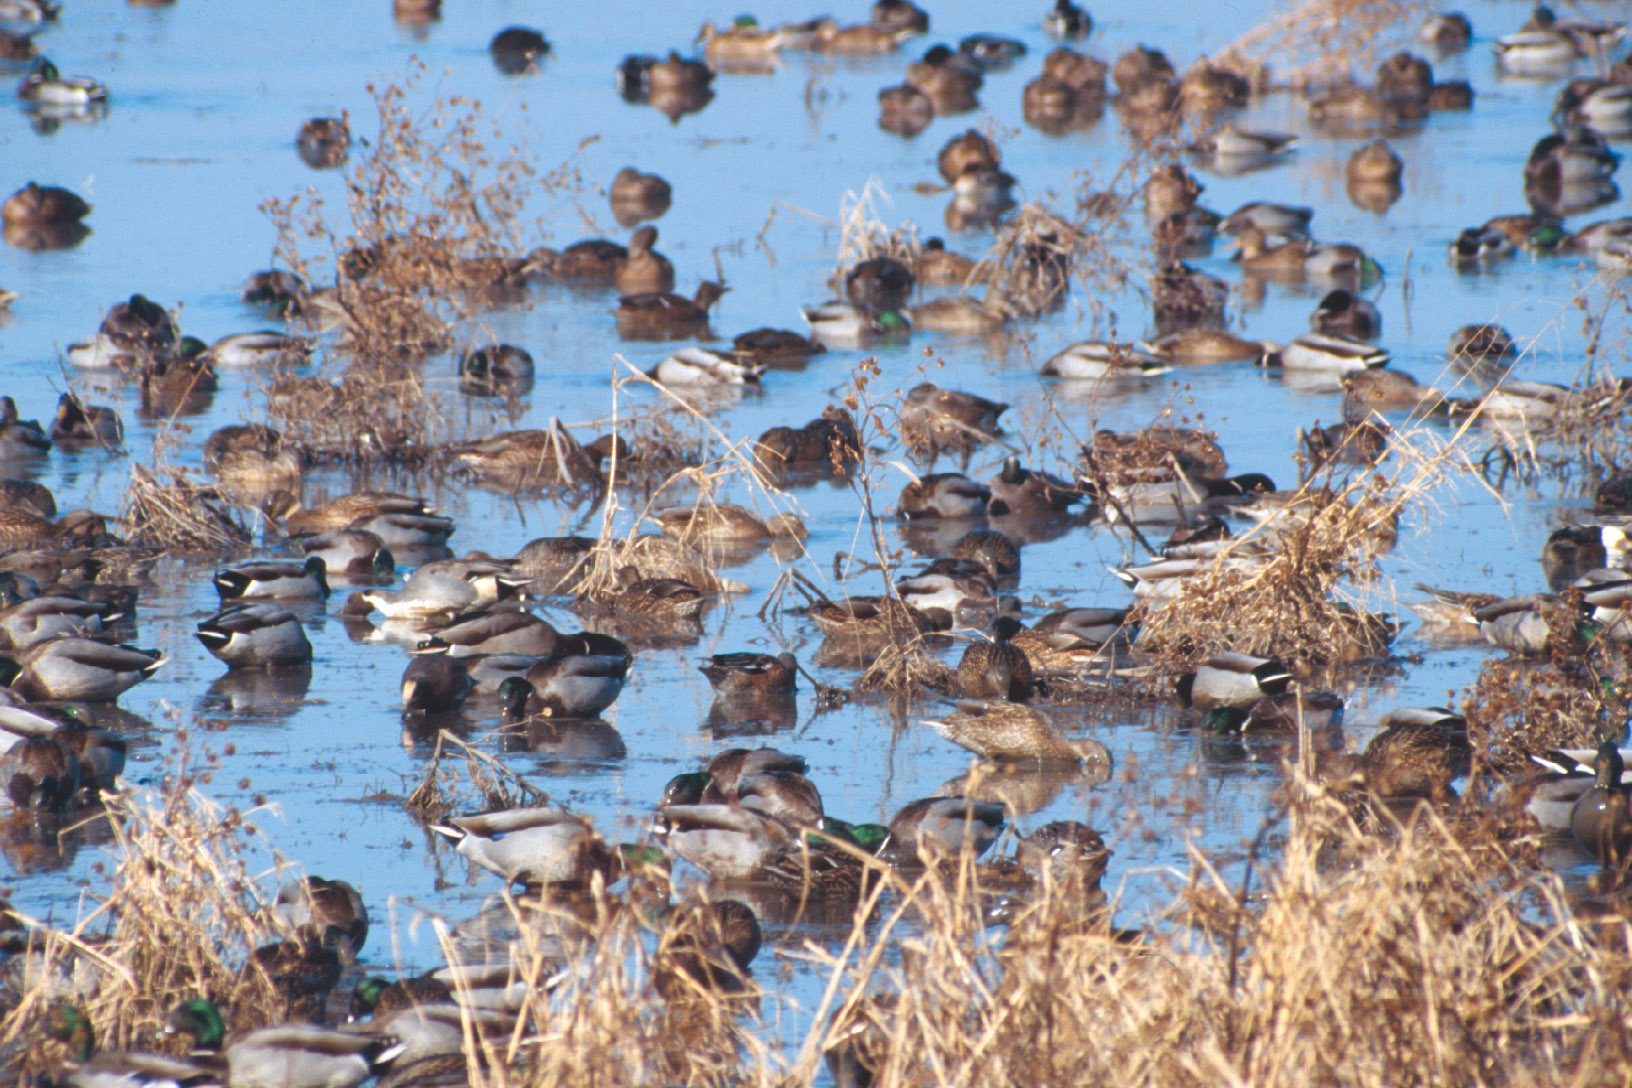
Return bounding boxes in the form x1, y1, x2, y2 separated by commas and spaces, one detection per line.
7, 0, 1632, 1085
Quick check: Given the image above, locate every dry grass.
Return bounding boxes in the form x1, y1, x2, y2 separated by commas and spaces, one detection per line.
1217, 0, 1429, 88
122, 463, 254, 552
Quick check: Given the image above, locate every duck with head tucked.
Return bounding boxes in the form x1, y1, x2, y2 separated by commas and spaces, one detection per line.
615, 281, 727, 340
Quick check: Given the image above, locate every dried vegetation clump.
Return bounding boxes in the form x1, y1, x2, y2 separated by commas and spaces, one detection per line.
1466, 628, 1632, 772
121, 463, 253, 552
1218, 0, 1428, 88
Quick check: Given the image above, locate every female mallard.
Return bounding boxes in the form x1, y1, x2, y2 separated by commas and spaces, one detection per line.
1347, 140, 1403, 186
614, 226, 674, 295
809, 595, 931, 640
923, 699, 1110, 767
433, 805, 615, 887
0, 396, 50, 458
0, 476, 54, 518
196, 604, 312, 669
1259, 331, 1390, 373
301, 529, 394, 585
1041, 341, 1169, 381
755, 406, 863, 474
1177, 652, 1292, 710
912, 237, 983, 287
167, 999, 404, 1088
956, 617, 1034, 701
1567, 743, 1632, 866
604, 569, 706, 618
815, 21, 916, 53
451, 423, 601, 488
16, 58, 106, 107
877, 796, 1006, 865
615, 281, 727, 341
1147, 327, 1269, 363
214, 556, 329, 601
986, 457, 1080, 517
731, 326, 825, 365
909, 290, 1011, 336
650, 503, 806, 542
949, 528, 1020, 579
609, 167, 671, 226
906, 44, 983, 111
0, 638, 163, 702
1341, 367, 1445, 416
699, 652, 797, 697
275, 491, 435, 537
0, 731, 79, 809
648, 346, 764, 386
1448, 323, 1515, 363
1330, 714, 1471, 800
272, 876, 367, 954
2, 181, 89, 226
1233, 227, 1376, 280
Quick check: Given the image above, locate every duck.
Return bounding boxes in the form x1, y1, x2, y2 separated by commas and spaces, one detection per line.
518, 645, 631, 718
614, 226, 674, 295
1191, 125, 1296, 162
0, 595, 108, 651
0, 638, 163, 702
44, 1008, 216, 1088
699, 652, 797, 697
1448, 323, 1515, 362
546, 236, 627, 283
2, 181, 89, 226
1495, 29, 1582, 73
898, 382, 1006, 455
815, 22, 917, 54
432, 805, 615, 887
652, 898, 763, 999
650, 504, 806, 542
872, 0, 928, 32
1567, 742, 1632, 866
1341, 367, 1446, 417
457, 343, 536, 392
274, 491, 436, 537
241, 269, 308, 315
1555, 78, 1632, 135
1180, 57, 1250, 110
1449, 225, 1514, 264
1525, 129, 1620, 188
927, 699, 1109, 766
985, 457, 1079, 517
214, 556, 329, 601
16, 58, 106, 107
1041, 340, 1169, 380
908, 289, 1012, 335
896, 472, 991, 518
1176, 652, 1293, 710
451, 424, 602, 489
936, 129, 1000, 184
845, 256, 915, 313
1310, 289, 1381, 340
949, 528, 1020, 580
0, 396, 51, 458
399, 654, 472, 714
414, 612, 551, 658
354, 567, 486, 624
1346, 141, 1403, 189
1011, 607, 1135, 667
213, 448, 304, 496
911, 237, 984, 288
800, 300, 911, 347
696, 17, 785, 66
0, 729, 80, 809
347, 976, 456, 1022
1045, 0, 1091, 39
300, 529, 394, 585
202, 331, 309, 369
1329, 714, 1471, 800
906, 43, 983, 110
877, 82, 933, 135
1218, 202, 1313, 238
807, 595, 932, 641
730, 327, 825, 365
271, 876, 368, 954
1147, 327, 1269, 364
0, 476, 55, 518
196, 604, 312, 669
1419, 11, 1472, 49
614, 281, 727, 341
1259, 332, 1390, 373
1232, 227, 1377, 281
648, 346, 763, 386
877, 796, 1007, 866
655, 803, 797, 880
295, 117, 349, 168
609, 167, 671, 226
490, 26, 549, 74
1471, 593, 1580, 655
955, 617, 1033, 701
754, 406, 863, 474
167, 999, 404, 1088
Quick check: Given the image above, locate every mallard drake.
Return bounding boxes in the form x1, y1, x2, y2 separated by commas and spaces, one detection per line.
0, 595, 107, 650
1542, 524, 1630, 588
197, 604, 311, 669
845, 256, 915, 313
1218, 201, 1312, 238
295, 117, 349, 168
1041, 340, 1169, 380
203, 331, 309, 369
1471, 593, 1581, 654
648, 346, 763, 386
699, 652, 797, 697
615, 281, 726, 341
614, 226, 674, 295
0, 396, 51, 458
695, 17, 784, 66
1346, 140, 1403, 185
1260, 332, 1390, 373
241, 269, 308, 315
519, 645, 630, 718
955, 617, 1033, 701
877, 796, 1006, 865
896, 559, 996, 628
16, 58, 105, 107
1555, 78, 1632, 134
1449, 225, 1515, 264
609, 167, 671, 227
215, 557, 329, 601
46, 1007, 215, 1088
490, 26, 549, 74
1176, 652, 1292, 710
301, 530, 394, 585
650, 503, 806, 542
754, 406, 863, 474
949, 528, 1020, 579
434, 805, 616, 888
417, 612, 553, 658
958, 33, 1026, 69
1233, 227, 1377, 281
348, 976, 455, 1022
167, 999, 404, 1088
896, 472, 991, 518
354, 568, 485, 624
399, 654, 471, 714
1495, 29, 1581, 73
0, 638, 162, 702
808, 595, 932, 640
1045, 0, 1091, 38
1191, 125, 1296, 162
2, 181, 89, 226
1525, 129, 1620, 188
800, 300, 911, 347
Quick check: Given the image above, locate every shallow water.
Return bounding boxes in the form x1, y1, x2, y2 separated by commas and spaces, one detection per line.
1, 0, 1629, 1065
